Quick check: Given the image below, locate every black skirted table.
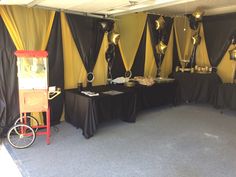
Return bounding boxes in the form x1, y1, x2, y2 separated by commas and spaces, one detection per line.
173, 72, 222, 104
65, 85, 137, 138
65, 82, 177, 138
215, 84, 236, 110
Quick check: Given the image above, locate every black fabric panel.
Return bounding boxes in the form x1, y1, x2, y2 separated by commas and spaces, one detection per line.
203, 13, 236, 67
215, 84, 236, 110
66, 14, 108, 72
0, 17, 18, 136
45, 12, 64, 126
170, 30, 180, 77
147, 14, 173, 67
131, 23, 147, 77
174, 72, 222, 104
111, 45, 126, 78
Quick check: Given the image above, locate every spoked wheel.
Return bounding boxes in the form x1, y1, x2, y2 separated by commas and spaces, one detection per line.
14, 115, 39, 133
7, 124, 36, 149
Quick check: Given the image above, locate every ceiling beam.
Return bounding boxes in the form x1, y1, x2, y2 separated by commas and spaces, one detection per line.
27, 0, 45, 8
109, 0, 196, 17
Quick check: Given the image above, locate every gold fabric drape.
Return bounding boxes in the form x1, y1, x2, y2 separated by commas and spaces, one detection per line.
144, 24, 157, 77
114, 13, 147, 71
61, 12, 87, 89
217, 44, 235, 83
61, 12, 108, 87
0, 5, 54, 50
160, 26, 174, 77
0, 6, 55, 124
144, 25, 174, 78
195, 23, 211, 66
93, 33, 108, 86
174, 16, 195, 65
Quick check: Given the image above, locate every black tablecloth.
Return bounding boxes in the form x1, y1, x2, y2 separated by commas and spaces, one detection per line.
135, 82, 177, 110
65, 85, 137, 138
215, 84, 236, 110
174, 72, 222, 104
65, 82, 177, 138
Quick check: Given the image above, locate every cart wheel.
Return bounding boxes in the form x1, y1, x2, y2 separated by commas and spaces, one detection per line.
7, 124, 36, 149
14, 116, 39, 133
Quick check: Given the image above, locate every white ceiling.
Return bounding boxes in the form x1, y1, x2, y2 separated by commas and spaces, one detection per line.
0, 0, 236, 17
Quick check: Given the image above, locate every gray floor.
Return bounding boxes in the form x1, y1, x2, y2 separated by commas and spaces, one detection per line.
4, 104, 236, 177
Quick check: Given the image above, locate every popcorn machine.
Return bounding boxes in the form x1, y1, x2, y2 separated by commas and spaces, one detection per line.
9, 50, 51, 148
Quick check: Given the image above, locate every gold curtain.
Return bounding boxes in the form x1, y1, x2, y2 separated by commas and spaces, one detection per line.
174, 16, 195, 65
195, 23, 211, 66
160, 26, 174, 77
0, 6, 55, 125
217, 44, 235, 83
0, 5, 54, 50
61, 12, 87, 89
144, 24, 157, 77
114, 13, 147, 71
93, 33, 108, 86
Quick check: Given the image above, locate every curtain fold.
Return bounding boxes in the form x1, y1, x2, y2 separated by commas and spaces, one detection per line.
45, 12, 64, 125
115, 13, 147, 71
195, 23, 211, 66
0, 16, 18, 136
174, 16, 195, 66
160, 27, 174, 77
111, 45, 126, 78
61, 12, 87, 89
147, 14, 173, 67
171, 29, 181, 74
93, 33, 108, 85
66, 13, 107, 73
203, 13, 236, 67
0, 5, 55, 50
144, 24, 157, 77
0, 6, 55, 125
131, 23, 147, 77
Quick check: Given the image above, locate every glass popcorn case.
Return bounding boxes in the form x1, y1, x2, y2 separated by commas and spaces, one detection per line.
15, 50, 49, 112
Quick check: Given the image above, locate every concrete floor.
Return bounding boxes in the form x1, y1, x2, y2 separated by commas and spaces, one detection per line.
0, 142, 22, 177
3, 104, 236, 177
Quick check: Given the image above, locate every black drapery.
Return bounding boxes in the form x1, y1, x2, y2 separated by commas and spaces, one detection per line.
131, 23, 147, 77
45, 12, 64, 126
0, 17, 18, 136
203, 13, 236, 67
66, 14, 107, 73
147, 14, 173, 67
170, 29, 180, 77
111, 45, 126, 78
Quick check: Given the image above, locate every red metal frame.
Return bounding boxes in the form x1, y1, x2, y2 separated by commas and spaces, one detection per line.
16, 50, 51, 145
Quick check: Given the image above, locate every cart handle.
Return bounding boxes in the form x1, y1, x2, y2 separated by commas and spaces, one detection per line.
48, 88, 61, 100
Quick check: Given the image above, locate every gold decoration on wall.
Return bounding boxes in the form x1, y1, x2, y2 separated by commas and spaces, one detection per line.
192, 33, 201, 45
155, 41, 167, 55
192, 8, 204, 21
155, 16, 165, 30
108, 32, 120, 45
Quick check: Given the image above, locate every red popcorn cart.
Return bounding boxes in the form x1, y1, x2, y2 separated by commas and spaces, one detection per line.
7, 50, 60, 149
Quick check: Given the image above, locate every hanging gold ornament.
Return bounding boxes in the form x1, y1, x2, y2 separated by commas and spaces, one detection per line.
192, 8, 204, 21
192, 33, 201, 45
100, 22, 107, 30
229, 47, 236, 60
108, 32, 120, 45
156, 41, 167, 55
155, 16, 165, 30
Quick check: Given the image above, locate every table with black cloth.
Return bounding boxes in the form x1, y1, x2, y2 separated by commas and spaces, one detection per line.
65, 82, 177, 138
173, 72, 222, 104
65, 85, 137, 138
136, 82, 177, 110
215, 84, 236, 110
